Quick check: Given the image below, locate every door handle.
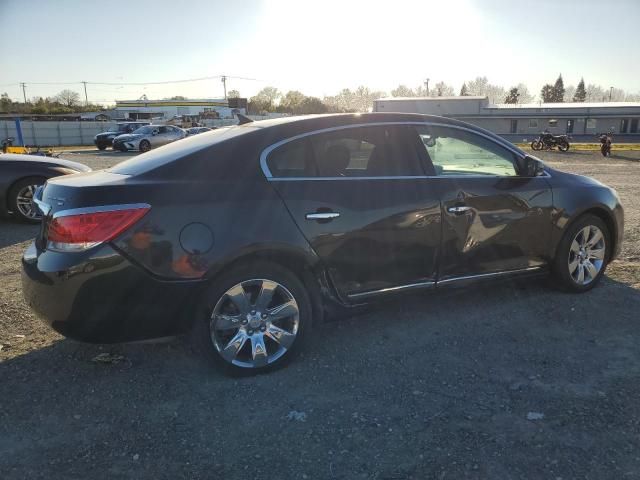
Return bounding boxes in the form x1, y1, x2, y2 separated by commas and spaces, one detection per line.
306, 212, 340, 220
447, 206, 472, 214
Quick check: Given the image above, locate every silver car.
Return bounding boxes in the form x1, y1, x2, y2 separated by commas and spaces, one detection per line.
112, 125, 186, 152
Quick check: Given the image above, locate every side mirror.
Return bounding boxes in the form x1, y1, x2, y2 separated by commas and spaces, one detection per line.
524, 155, 545, 177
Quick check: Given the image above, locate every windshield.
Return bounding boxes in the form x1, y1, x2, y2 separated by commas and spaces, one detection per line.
132, 126, 154, 135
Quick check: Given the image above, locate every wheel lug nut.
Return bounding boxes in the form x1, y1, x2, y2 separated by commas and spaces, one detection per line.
260, 325, 266, 332
261, 313, 268, 319
251, 310, 256, 315
247, 329, 253, 335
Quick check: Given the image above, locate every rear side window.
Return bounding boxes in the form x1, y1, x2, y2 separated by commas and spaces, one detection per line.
267, 138, 316, 177
266, 125, 424, 178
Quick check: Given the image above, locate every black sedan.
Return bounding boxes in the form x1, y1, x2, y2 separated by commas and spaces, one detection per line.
22, 113, 624, 375
1, 153, 91, 222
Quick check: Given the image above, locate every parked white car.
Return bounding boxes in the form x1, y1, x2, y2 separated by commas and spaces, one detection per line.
112, 125, 186, 152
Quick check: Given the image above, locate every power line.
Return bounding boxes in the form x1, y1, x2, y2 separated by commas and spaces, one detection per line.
11, 74, 259, 87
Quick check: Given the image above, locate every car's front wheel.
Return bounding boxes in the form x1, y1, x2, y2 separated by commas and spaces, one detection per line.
552, 214, 610, 292
192, 261, 312, 376
97, 144, 107, 151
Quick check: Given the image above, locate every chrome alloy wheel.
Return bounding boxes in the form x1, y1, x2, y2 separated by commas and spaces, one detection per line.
568, 225, 606, 285
16, 184, 42, 220
210, 279, 300, 368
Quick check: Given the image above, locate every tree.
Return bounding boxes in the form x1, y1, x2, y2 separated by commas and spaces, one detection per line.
227, 89, 240, 98
323, 86, 385, 113
391, 85, 415, 97
515, 83, 534, 103
168, 95, 187, 100
586, 84, 605, 102
459, 83, 469, 96
552, 74, 565, 102
573, 78, 586, 102
248, 86, 281, 113
0, 93, 11, 113
433, 81, 454, 97
278, 90, 306, 113
298, 96, 328, 114
464, 76, 505, 103
504, 87, 520, 104
55, 89, 81, 107
564, 85, 576, 103
540, 84, 555, 103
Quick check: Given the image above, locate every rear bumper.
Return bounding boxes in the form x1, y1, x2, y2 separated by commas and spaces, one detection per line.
21, 242, 204, 343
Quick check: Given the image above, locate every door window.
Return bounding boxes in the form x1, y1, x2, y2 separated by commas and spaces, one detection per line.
266, 125, 424, 178
415, 126, 519, 177
631, 118, 639, 134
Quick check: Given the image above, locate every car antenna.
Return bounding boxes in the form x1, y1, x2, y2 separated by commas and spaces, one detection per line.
236, 113, 254, 125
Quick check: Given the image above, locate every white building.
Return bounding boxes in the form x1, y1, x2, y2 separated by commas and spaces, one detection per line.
113, 98, 247, 121
373, 96, 640, 142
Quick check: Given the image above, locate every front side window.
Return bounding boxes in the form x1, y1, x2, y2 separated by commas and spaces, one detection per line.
415, 126, 519, 177
266, 125, 423, 178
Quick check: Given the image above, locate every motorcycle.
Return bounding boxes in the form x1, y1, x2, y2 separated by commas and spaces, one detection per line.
599, 132, 613, 157
531, 132, 570, 152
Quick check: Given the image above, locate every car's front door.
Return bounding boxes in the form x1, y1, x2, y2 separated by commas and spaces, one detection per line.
265, 124, 441, 301
413, 124, 553, 282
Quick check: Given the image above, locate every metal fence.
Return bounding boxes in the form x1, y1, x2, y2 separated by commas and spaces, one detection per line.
0, 116, 282, 147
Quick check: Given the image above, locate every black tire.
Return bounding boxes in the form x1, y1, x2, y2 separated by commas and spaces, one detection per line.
558, 141, 570, 152
139, 140, 151, 152
531, 140, 542, 151
551, 214, 610, 293
7, 176, 47, 223
97, 144, 107, 151
191, 261, 313, 376
601, 145, 610, 157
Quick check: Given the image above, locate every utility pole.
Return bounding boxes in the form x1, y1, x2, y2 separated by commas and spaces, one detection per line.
221, 75, 227, 99
82, 81, 89, 106
20, 82, 27, 103
609, 86, 613, 101
424, 78, 430, 96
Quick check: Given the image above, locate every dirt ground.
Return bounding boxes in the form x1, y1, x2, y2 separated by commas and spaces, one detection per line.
1, 149, 639, 479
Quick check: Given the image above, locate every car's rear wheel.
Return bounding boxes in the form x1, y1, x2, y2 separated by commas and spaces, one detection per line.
192, 261, 312, 376
97, 144, 107, 151
8, 176, 46, 223
139, 140, 151, 152
552, 214, 610, 292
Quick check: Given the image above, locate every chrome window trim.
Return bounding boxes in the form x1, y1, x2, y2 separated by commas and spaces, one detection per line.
52, 203, 151, 219
260, 121, 539, 180
268, 172, 550, 181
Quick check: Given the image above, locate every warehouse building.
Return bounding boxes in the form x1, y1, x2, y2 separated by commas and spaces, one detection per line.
373, 96, 640, 142
113, 97, 247, 121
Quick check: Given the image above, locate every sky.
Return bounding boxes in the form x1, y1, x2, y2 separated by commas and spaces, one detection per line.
1, 0, 639, 105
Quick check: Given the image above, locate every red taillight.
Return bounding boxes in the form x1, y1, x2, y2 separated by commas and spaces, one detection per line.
47, 206, 150, 252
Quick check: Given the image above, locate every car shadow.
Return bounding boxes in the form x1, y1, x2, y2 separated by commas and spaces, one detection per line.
1, 275, 639, 478
0, 220, 39, 249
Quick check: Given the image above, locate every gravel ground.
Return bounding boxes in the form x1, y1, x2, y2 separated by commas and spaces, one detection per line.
1, 149, 639, 479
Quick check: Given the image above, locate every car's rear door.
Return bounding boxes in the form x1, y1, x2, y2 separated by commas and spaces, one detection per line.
413, 124, 553, 282
265, 124, 441, 301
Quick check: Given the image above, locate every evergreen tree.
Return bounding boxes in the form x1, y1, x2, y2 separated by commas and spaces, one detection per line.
552, 74, 565, 102
459, 83, 469, 96
573, 78, 587, 102
504, 87, 520, 104
540, 84, 555, 103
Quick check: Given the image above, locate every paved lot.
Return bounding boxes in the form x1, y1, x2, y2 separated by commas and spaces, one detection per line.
1, 149, 639, 479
